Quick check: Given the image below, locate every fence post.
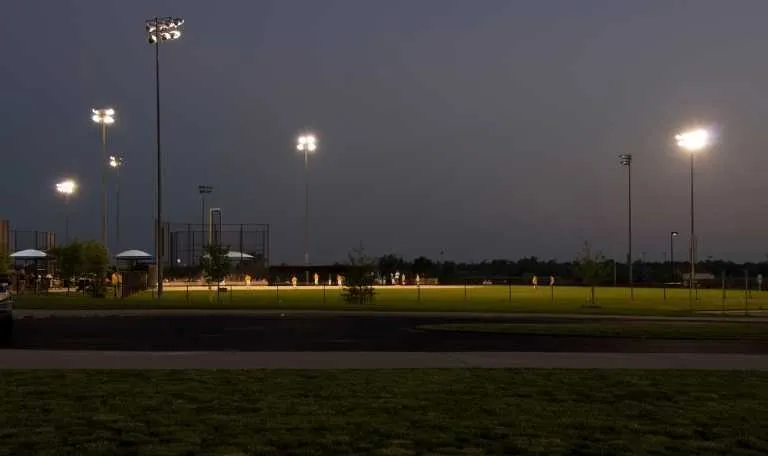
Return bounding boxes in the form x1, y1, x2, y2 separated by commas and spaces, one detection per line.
745, 269, 749, 316
464, 280, 468, 302
721, 270, 725, 314
322, 283, 326, 305
276, 282, 280, 305
507, 279, 511, 303
417, 284, 422, 302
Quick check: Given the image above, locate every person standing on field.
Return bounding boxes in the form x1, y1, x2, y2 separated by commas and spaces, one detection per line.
532, 275, 538, 289
549, 275, 555, 287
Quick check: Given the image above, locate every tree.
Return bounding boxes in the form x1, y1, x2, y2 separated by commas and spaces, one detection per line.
344, 244, 376, 304
0, 247, 9, 275
49, 243, 85, 287
571, 241, 612, 307
82, 241, 109, 297
412, 256, 435, 276
201, 244, 231, 286
377, 254, 402, 284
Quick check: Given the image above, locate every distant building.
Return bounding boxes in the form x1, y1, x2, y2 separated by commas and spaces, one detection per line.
681, 272, 716, 288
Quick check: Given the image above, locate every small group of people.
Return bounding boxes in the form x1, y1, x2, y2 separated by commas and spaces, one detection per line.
289, 273, 344, 288
388, 272, 421, 286
530, 274, 556, 289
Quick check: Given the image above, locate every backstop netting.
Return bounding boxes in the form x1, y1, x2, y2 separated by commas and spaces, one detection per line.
165, 222, 270, 268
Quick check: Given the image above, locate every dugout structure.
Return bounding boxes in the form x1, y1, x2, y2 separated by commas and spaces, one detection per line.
164, 222, 270, 269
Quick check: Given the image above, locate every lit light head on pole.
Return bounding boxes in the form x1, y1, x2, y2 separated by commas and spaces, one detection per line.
675, 128, 711, 152
619, 153, 632, 166
671, 231, 679, 237
108, 155, 123, 168
146, 17, 184, 44
91, 108, 116, 125
56, 179, 77, 196
296, 134, 318, 152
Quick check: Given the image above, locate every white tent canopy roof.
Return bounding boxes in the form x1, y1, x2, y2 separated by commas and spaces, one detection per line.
10, 249, 47, 259
227, 251, 255, 260
202, 250, 255, 260
115, 249, 153, 260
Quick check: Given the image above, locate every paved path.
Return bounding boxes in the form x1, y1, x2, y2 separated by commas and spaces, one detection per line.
7, 314, 768, 353
1, 350, 767, 369
15, 308, 768, 322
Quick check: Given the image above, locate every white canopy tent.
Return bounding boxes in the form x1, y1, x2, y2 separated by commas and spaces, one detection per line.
202, 251, 255, 261
10, 249, 47, 260
115, 249, 153, 260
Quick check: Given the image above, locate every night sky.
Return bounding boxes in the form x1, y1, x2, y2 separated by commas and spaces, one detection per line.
2, 0, 768, 264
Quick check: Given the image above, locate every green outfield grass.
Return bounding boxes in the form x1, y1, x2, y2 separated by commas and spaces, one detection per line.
14, 285, 768, 316
420, 321, 768, 340
0, 370, 767, 455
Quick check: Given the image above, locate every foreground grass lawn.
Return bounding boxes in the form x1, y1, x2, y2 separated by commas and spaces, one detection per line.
1, 370, 767, 455
15, 285, 768, 316
421, 321, 768, 340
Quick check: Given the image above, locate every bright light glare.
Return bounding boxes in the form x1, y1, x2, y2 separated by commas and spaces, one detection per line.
91, 107, 116, 125
56, 179, 77, 196
675, 128, 710, 152
109, 155, 122, 168
146, 17, 184, 43
297, 134, 318, 152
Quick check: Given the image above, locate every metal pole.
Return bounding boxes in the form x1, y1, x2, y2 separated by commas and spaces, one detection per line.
101, 122, 108, 249
200, 193, 205, 246
670, 232, 675, 283
116, 165, 120, 246
689, 152, 695, 307
154, 18, 164, 298
304, 149, 310, 285
628, 159, 633, 299
64, 196, 70, 244
745, 269, 749, 316
721, 270, 726, 313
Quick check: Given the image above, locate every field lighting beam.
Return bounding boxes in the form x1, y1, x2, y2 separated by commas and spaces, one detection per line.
146, 16, 184, 297
619, 153, 633, 299
91, 107, 115, 250
109, 155, 124, 246
297, 133, 317, 284
56, 179, 78, 244
675, 128, 711, 307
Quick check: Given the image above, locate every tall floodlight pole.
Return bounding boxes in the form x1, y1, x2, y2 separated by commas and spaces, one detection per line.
675, 128, 711, 307
619, 154, 633, 299
670, 231, 679, 282
56, 179, 78, 244
296, 133, 317, 285
198, 185, 213, 247
146, 16, 184, 297
109, 155, 124, 247
91, 108, 115, 249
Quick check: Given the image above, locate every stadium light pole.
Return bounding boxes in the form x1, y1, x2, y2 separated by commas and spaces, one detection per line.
109, 155, 124, 247
198, 185, 213, 246
146, 16, 184, 297
297, 133, 317, 284
670, 231, 679, 283
675, 128, 711, 307
91, 107, 115, 249
56, 179, 78, 244
619, 153, 633, 299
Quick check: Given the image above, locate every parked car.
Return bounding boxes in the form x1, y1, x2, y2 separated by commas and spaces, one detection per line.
0, 278, 13, 343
